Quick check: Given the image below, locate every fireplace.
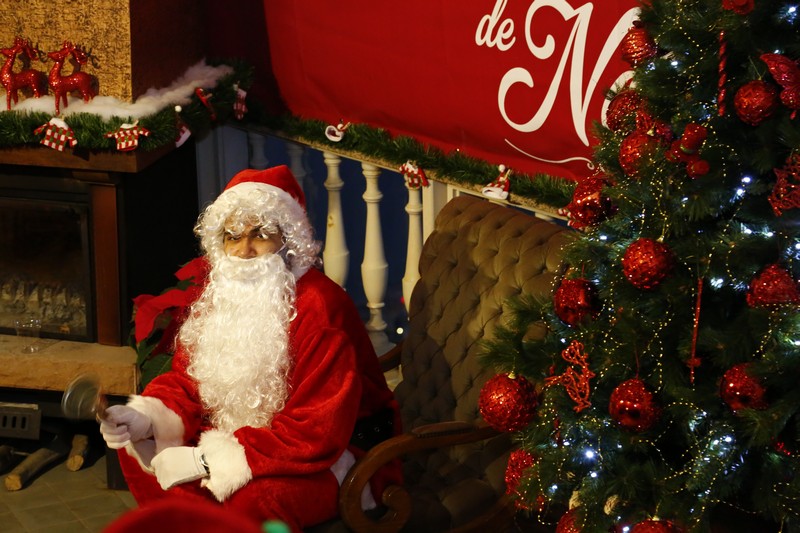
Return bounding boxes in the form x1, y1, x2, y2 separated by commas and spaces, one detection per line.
0, 145, 200, 347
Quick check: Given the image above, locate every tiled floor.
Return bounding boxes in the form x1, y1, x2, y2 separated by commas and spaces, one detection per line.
0, 434, 136, 533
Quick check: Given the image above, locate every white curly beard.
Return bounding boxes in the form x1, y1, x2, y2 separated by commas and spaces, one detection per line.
179, 253, 296, 433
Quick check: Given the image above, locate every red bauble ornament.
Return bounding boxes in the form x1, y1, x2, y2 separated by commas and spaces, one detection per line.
563, 176, 616, 229
479, 373, 538, 432
746, 264, 800, 307
609, 378, 661, 432
621, 23, 658, 67
505, 448, 537, 509
606, 90, 643, 133
554, 278, 600, 325
734, 80, 779, 126
720, 363, 767, 412
630, 519, 681, 533
686, 159, 710, 179
619, 130, 661, 178
621, 238, 675, 290
556, 508, 581, 533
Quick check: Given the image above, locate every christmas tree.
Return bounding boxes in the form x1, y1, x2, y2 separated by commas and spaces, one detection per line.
480, 1, 800, 531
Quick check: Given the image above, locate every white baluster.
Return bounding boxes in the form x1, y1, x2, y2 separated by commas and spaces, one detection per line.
246, 131, 269, 170
286, 142, 307, 191
321, 152, 349, 287
402, 182, 423, 313
361, 163, 393, 354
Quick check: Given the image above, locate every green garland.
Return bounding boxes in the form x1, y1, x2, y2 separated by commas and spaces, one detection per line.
0, 58, 575, 210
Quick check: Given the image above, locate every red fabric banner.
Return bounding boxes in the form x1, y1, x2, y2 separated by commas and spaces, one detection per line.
262, 1, 639, 182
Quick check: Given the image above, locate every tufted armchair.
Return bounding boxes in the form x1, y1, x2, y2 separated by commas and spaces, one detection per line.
314, 194, 570, 532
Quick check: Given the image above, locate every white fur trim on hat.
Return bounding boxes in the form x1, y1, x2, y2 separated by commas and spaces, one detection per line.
218, 181, 303, 213
198, 429, 252, 501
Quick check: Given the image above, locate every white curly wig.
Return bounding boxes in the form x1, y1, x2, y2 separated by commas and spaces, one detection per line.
195, 179, 321, 278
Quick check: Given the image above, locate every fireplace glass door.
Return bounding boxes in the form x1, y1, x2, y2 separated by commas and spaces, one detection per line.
0, 197, 93, 341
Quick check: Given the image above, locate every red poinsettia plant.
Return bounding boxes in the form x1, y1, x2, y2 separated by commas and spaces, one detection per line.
130, 257, 209, 388
722, 0, 754, 15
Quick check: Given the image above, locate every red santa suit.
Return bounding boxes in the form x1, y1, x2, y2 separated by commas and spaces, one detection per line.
114, 166, 401, 532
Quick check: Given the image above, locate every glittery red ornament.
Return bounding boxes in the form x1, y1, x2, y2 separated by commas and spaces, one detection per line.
746, 264, 800, 307
554, 278, 600, 325
563, 175, 616, 229
720, 363, 767, 412
622, 238, 675, 290
734, 80, 779, 126
621, 23, 658, 67
630, 519, 681, 533
609, 378, 661, 432
505, 448, 537, 509
619, 130, 661, 178
606, 90, 643, 133
479, 373, 538, 432
722, 0, 754, 15
761, 53, 800, 119
769, 153, 800, 216
556, 508, 582, 533
679, 123, 707, 154
686, 159, 710, 179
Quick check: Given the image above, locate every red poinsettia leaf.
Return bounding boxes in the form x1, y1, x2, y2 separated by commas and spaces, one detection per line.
761, 53, 800, 89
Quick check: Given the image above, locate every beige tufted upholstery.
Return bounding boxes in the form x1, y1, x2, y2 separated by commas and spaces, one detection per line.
312, 194, 570, 533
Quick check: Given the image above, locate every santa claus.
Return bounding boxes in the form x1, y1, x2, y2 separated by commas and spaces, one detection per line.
100, 166, 400, 531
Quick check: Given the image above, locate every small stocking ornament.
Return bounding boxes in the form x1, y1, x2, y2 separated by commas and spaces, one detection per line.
482, 165, 512, 200
233, 83, 248, 120
479, 372, 538, 432
720, 363, 767, 412
609, 378, 660, 432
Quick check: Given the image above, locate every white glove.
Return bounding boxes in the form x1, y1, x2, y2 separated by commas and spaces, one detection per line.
151, 446, 209, 490
99, 405, 153, 449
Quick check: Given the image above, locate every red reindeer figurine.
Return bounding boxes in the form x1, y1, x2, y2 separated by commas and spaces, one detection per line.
47, 41, 96, 115
1, 37, 48, 111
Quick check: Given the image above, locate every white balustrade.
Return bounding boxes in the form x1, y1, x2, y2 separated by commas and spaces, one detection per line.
321, 152, 349, 287
402, 182, 423, 313
360, 163, 393, 354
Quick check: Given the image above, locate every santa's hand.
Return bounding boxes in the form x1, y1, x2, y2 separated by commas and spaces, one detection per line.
151, 446, 209, 490
99, 405, 153, 449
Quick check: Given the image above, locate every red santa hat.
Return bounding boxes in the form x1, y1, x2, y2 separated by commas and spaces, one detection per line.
224, 165, 305, 210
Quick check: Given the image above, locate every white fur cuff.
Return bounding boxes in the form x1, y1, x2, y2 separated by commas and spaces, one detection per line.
198, 429, 252, 501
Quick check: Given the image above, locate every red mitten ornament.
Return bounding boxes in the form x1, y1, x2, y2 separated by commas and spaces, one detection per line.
609, 378, 660, 432
621, 22, 657, 67
720, 363, 767, 412
560, 175, 616, 229
622, 238, 675, 290
734, 80, 779, 126
479, 373, 538, 432
630, 519, 681, 533
554, 278, 600, 326
746, 264, 800, 307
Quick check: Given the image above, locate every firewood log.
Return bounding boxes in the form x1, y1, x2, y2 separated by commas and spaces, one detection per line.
66, 434, 90, 471
4, 447, 66, 491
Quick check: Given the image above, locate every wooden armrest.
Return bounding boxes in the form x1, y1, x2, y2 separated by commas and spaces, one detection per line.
377, 341, 403, 372
339, 420, 500, 533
